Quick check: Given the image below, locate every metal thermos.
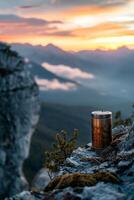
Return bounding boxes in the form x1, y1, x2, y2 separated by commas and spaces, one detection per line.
91, 111, 112, 150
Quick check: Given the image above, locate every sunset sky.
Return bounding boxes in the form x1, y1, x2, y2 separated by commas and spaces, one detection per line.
0, 0, 134, 50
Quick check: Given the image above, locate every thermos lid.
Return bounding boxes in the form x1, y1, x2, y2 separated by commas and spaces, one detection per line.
91, 111, 112, 119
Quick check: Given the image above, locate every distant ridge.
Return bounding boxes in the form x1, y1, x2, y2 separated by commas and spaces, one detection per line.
11, 42, 134, 108
12, 42, 133, 52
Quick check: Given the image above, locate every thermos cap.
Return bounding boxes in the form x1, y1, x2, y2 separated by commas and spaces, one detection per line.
91, 111, 112, 119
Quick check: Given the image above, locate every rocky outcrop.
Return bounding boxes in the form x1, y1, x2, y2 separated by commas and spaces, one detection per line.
0, 42, 39, 198
7, 124, 134, 200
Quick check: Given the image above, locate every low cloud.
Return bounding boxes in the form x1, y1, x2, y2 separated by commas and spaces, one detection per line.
42, 63, 95, 80
36, 78, 76, 91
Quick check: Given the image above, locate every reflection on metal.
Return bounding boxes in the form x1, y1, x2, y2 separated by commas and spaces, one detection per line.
91, 111, 112, 150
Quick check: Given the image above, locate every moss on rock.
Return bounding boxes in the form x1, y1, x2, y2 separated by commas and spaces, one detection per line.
44, 172, 120, 192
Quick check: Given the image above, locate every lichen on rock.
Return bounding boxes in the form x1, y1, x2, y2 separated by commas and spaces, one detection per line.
0, 42, 39, 198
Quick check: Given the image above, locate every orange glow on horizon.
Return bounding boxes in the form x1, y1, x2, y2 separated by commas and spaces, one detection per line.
0, 34, 133, 51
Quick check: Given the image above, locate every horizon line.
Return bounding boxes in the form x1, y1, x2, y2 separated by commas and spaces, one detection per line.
8, 41, 134, 52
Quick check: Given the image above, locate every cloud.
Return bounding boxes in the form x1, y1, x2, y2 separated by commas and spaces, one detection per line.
0, 14, 64, 37
42, 63, 95, 80
35, 78, 76, 91
73, 22, 134, 39
48, 5, 122, 28
0, 14, 62, 26
18, 4, 41, 9
39, 30, 73, 36
50, 0, 131, 7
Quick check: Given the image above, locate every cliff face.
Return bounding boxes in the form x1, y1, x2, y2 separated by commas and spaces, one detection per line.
0, 42, 39, 198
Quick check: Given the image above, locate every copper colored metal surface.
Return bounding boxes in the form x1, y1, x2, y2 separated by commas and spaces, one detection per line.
91, 111, 112, 150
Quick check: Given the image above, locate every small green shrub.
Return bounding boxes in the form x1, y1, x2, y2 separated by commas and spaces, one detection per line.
45, 129, 79, 179
113, 104, 134, 128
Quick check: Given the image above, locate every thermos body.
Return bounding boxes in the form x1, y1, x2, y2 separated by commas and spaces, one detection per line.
91, 111, 112, 150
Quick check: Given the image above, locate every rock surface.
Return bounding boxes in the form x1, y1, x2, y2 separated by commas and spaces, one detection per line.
0, 42, 39, 198
7, 124, 134, 200
32, 168, 51, 190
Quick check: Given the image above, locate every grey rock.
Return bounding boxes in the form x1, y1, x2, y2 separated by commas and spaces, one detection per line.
42, 183, 126, 200
81, 183, 126, 200
65, 157, 80, 167
32, 168, 51, 190
0, 42, 39, 198
120, 123, 134, 151
0, 149, 6, 165
5, 191, 37, 200
112, 125, 128, 136
118, 160, 132, 168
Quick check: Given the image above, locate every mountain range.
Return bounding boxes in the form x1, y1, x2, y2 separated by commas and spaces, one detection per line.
12, 43, 134, 112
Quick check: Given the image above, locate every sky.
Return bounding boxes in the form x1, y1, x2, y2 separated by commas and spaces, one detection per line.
0, 0, 133, 50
